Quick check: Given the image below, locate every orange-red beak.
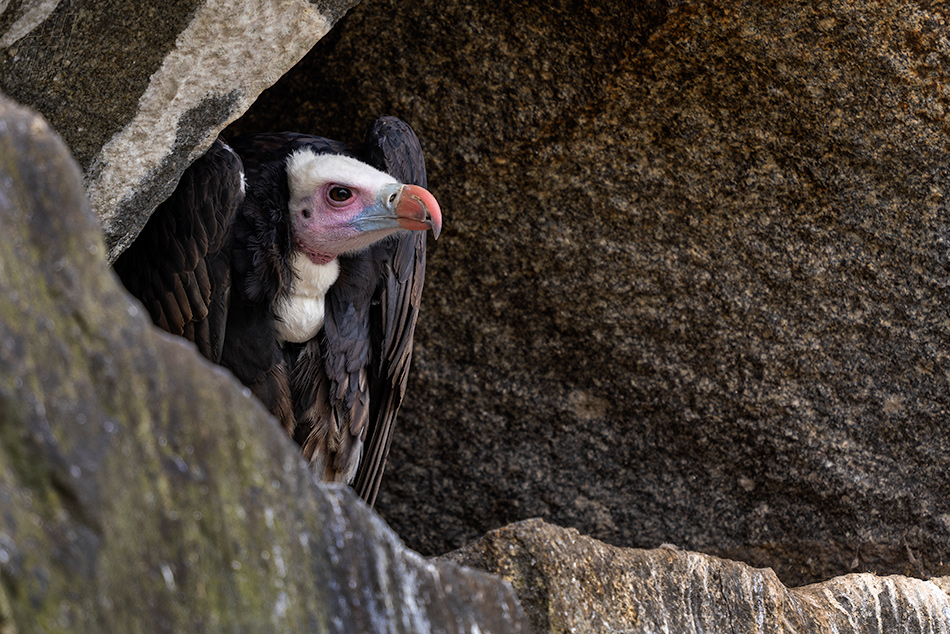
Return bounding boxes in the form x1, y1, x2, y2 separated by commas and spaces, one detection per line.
393, 184, 442, 239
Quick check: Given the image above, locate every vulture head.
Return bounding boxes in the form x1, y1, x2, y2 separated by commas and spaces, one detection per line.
287, 149, 442, 264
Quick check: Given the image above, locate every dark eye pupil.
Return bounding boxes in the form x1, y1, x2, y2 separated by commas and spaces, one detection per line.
329, 187, 351, 202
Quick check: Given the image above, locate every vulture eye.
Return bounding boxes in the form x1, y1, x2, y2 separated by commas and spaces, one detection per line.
328, 186, 352, 203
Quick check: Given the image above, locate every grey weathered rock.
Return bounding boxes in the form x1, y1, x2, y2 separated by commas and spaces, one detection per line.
231, 0, 950, 586
0, 95, 530, 633
446, 518, 950, 634
0, 0, 359, 260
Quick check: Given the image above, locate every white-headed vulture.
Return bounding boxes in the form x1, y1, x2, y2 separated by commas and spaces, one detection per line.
114, 116, 442, 507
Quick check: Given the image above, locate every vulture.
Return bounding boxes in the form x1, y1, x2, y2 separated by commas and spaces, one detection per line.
113, 116, 442, 507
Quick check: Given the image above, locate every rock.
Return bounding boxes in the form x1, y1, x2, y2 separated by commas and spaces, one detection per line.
445, 518, 950, 633
230, 0, 950, 586
0, 95, 530, 633
0, 0, 359, 260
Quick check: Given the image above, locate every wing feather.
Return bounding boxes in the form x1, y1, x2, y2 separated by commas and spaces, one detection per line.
351, 116, 431, 506
114, 139, 244, 362
157, 289, 185, 334
290, 338, 365, 483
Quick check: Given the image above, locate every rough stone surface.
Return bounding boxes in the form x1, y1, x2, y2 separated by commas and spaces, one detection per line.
0, 95, 530, 633
231, 0, 950, 586
445, 518, 950, 634
0, 0, 359, 260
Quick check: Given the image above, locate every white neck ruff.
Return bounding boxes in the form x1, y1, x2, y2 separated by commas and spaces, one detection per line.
275, 252, 341, 343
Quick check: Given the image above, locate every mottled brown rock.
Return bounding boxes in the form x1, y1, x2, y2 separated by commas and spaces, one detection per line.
0, 95, 530, 633
231, 0, 950, 586
445, 519, 950, 634
0, 0, 359, 259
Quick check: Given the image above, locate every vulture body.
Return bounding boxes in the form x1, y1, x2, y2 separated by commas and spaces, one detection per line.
114, 116, 442, 506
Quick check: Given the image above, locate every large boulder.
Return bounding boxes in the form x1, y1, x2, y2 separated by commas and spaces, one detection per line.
231, 0, 950, 586
0, 95, 530, 633
446, 518, 950, 634
0, 0, 358, 260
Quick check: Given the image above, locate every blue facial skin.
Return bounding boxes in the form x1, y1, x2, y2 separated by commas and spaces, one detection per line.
348, 183, 405, 234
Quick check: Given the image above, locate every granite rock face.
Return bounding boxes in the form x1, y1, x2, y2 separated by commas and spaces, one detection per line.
446, 518, 950, 634
231, 0, 950, 585
0, 0, 359, 260
0, 95, 530, 634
